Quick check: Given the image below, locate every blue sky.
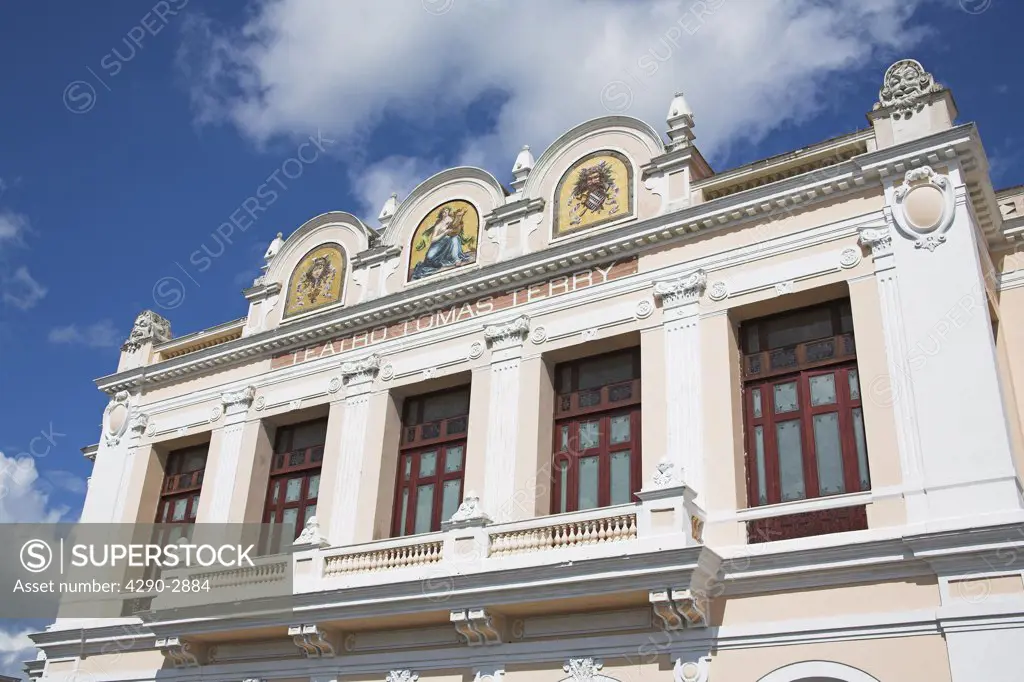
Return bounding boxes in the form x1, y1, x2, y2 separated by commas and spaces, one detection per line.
0, 0, 1020, 674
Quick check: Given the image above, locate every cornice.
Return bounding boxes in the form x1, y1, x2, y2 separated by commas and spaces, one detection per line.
95, 125, 984, 395
484, 196, 545, 225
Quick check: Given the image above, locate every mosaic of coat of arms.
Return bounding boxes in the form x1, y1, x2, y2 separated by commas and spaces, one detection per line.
554, 150, 633, 238
284, 244, 346, 317
408, 199, 479, 281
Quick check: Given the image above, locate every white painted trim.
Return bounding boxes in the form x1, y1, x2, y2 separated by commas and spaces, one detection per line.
756, 661, 880, 682
724, 491, 872, 524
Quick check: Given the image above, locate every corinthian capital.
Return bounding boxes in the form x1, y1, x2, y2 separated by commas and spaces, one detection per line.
221, 386, 256, 416
483, 315, 530, 350
653, 270, 707, 307
341, 354, 382, 384
858, 227, 893, 258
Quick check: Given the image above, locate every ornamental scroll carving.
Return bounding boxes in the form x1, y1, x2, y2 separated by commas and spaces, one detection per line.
653, 270, 707, 307
483, 315, 530, 349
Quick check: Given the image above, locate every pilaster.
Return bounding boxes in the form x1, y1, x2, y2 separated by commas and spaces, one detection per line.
325, 354, 381, 546
197, 386, 255, 523
481, 315, 530, 522
653, 270, 707, 503
877, 164, 1023, 527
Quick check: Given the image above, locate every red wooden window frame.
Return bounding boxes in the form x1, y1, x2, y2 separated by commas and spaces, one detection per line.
262, 418, 326, 543
392, 386, 470, 536
741, 300, 871, 508
155, 444, 208, 525
551, 348, 642, 514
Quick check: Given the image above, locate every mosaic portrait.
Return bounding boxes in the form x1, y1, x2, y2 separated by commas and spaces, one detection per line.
284, 243, 346, 318
408, 199, 479, 281
553, 150, 633, 238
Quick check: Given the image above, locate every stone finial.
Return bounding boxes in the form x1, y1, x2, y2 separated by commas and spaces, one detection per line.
263, 232, 285, 263
378, 192, 400, 225
666, 91, 696, 150
444, 492, 491, 528
873, 58, 942, 119
121, 310, 172, 353
511, 145, 535, 192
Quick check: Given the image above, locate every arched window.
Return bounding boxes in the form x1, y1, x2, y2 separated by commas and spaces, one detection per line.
756, 660, 881, 682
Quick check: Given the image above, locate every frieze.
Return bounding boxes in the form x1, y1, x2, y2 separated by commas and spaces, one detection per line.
272, 258, 637, 368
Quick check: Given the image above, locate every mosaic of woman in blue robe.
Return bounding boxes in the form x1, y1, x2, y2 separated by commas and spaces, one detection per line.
412, 206, 476, 279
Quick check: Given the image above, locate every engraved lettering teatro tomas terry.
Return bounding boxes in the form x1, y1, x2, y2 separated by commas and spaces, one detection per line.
272, 258, 637, 368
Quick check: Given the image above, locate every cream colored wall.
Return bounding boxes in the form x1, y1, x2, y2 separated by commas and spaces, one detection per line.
701, 311, 746, 545
639, 326, 666, 485
993, 273, 1024, 479
642, 190, 883, 274
715, 578, 940, 626
710, 635, 952, 682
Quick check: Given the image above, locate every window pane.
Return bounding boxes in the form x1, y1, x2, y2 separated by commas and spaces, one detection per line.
285, 478, 302, 503
421, 388, 470, 422
849, 369, 861, 400
577, 352, 634, 390
852, 407, 870, 489
754, 426, 767, 505
774, 382, 799, 413
441, 480, 461, 522
271, 480, 280, 504
558, 365, 572, 393
745, 323, 760, 353
419, 451, 437, 478
610, 451, 631, 505
180, 449, 207, 473
558, 460, 568, 513
776, 420, 806, 501
403, 456, 412, 481
559, 425, 570, 452
813, 412, 845, 495
304, 504, 317, 525
610, 415, 630, 444
578, 456, 600, 510
444, 446, 464, 472
809, 373, 837, 406
752, 388, 762, 418
172, 498, 187, 522
290, 420, 328, 451
282, 508, 298, 537
414, 484, 435, 534
764, 306, 833, 349
579, 421, 600, 449
189, 494, 199, 519
399, 488, 410, 536
307, 474, 320, 500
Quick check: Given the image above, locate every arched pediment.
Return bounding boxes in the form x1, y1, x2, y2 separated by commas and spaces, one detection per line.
521, 115, 663, 198
380, 167, 506, 248
265, 211, 372, 286
261, 212, 372, 327
378, 167, 505, 286
757, 661, 881, 682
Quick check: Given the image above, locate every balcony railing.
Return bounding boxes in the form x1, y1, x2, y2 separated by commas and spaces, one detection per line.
134, 486, 704, 604
324, 537, 444, 576
488, 507, 637, 557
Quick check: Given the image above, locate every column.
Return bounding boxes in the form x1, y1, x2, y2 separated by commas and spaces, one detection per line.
326, 354, 381, 545
859, 226, 927, 523
197, 386, 255, 523
653, 270, 707, 502
481, 315, 530, 522
879, 164, 1023, 525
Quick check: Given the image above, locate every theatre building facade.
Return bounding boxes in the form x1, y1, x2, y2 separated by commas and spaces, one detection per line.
28, 59, 1024, 682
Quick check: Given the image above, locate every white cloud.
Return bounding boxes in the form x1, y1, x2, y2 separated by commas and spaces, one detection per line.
0, 450, 68, 524
0, 209, 28, 249
48, 320, 121, 349
351, 155, 444, 218
178, 0, 929, 215
2, 267, 47, 311
0, 626, 33, 679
